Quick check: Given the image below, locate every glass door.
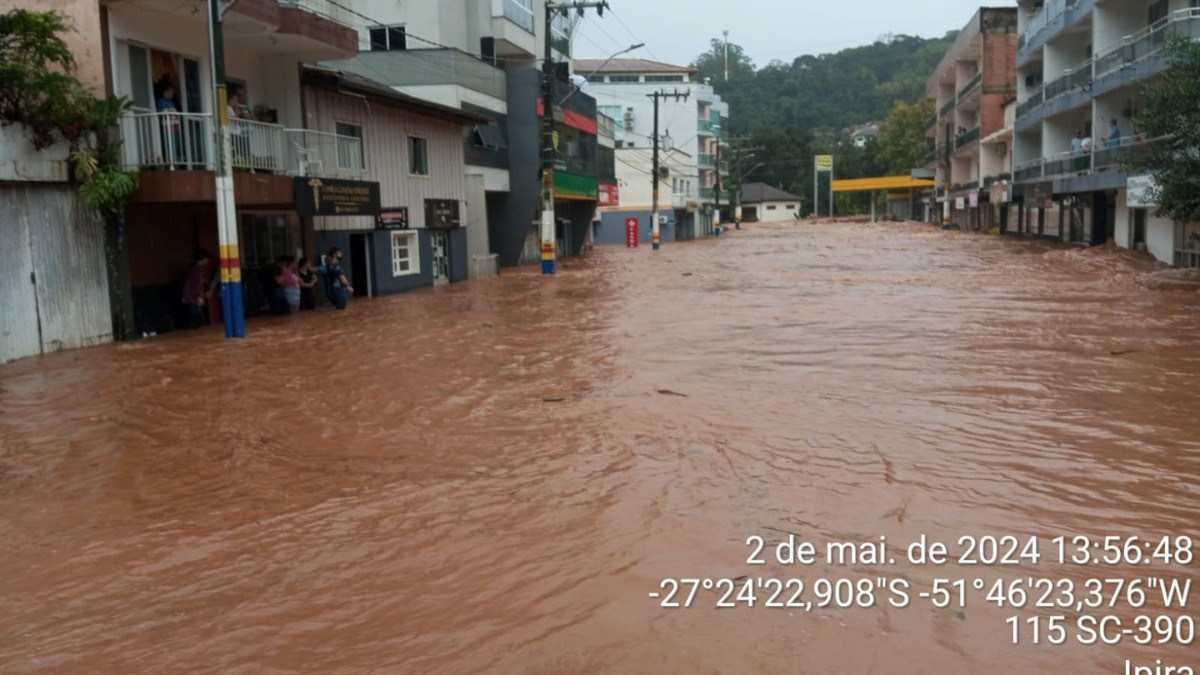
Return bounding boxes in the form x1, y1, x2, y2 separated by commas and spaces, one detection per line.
431, 231, 450, 284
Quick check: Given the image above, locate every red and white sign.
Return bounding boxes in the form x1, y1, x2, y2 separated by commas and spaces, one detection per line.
625, 217, 639, 248
599, 182, 620, 207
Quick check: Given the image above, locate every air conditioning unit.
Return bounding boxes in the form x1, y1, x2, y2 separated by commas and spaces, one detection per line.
624, 107, 635, 130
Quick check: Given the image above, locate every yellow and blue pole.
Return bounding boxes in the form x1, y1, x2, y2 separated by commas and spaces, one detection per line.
208, 0, 245, 337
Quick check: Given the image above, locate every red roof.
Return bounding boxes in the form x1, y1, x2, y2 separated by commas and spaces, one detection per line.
573, 58, 696, 75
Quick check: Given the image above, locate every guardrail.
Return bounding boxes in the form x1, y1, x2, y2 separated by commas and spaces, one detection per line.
698, 153, 715, 168
1043, 149, 1091, 177
957, 72, 982, 100
121, 111, 364, 178
286, 129, 364, 179
278, 0, 359, 29
939, 99, 955, 116
955, 126, 981, 148
1094, 8, 1200, 79
120, 111, 213, 170
1016, 86, 1044, 119
1043, 61, 1093, 102
1014, 158, 1044, 182
1093, 135, 1166, 170
498, 0, 536, 32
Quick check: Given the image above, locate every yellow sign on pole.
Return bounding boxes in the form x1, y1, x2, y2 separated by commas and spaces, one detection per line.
815, 155, 834, 171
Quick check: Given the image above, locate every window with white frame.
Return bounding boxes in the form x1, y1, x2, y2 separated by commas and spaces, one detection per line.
408, 136, 429, 176
336, 122, 364, 169
391, 231, 419, 276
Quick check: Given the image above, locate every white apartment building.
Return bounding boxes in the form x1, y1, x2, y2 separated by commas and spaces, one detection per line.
576, 58, 731, 238
1013, 0, 1200, 266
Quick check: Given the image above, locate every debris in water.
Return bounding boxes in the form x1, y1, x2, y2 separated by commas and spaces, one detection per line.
542, 396, 568, 403
1110, 349, 1138, 356
656, 389, 689, 397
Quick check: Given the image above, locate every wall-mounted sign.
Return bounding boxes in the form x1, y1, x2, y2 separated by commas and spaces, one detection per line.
377, 207, 410, 230
599, 182, 620, 207
294, 177, 381, 217
990, 184, 1010, 204
625, 217, 639, 248
425, 199, 461, 230
1127, 174, 1160, 209
968, 191, 979, 209
955, 197, 965, 210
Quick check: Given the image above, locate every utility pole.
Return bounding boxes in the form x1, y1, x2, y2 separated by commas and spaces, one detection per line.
723, 30, 730, 82
206, 0, 245, 337
647, 89, 689, 251
714, 130, 722, 236
541, 0, 608, 275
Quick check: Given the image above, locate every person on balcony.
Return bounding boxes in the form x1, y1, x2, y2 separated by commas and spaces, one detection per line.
1071, 130, 1084, 153
1107, 118, 1122, 148
1081, 134, 1092, 153
156, 83, 184, 166
228, 92, 251, 168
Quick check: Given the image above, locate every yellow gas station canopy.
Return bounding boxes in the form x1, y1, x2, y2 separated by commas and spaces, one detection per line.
832, 176, 935, 192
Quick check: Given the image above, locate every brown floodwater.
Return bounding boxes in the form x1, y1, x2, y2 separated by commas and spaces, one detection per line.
1, 221, 1198, 674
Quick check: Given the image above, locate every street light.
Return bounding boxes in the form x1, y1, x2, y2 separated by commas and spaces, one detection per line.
558, 42, 645, 105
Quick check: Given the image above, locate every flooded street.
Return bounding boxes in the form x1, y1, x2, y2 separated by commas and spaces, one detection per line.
2, 221, 1199, 673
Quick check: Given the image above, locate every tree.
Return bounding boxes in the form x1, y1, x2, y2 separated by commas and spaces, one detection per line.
1132, 36, 1200, 223
1, 9, 138, 338
0, 9, 91, 148
691, 38, 755, 86
879, 98, 935, 173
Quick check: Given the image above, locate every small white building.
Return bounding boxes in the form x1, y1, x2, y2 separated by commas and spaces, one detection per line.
739, 183, 803, 223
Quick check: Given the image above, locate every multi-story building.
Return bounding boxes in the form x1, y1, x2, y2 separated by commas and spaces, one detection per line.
1, 0, 489, 361
598, 146, 698, 244
326, 0, 602, 268
1012, 0, 1200, 266
924, 7, 1019, 232
575, 58, 731, 241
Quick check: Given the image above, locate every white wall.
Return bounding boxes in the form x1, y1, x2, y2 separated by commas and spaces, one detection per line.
754, 200, 802, 223
0, 125, 71, 182
1094, 0, 1145, 54
1146, 212, 1175, 264
1113, 188, 1131, 248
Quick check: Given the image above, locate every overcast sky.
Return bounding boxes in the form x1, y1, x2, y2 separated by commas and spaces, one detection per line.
574, 0, 1017, 68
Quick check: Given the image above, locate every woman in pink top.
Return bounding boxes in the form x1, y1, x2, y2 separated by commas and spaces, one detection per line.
276, 256, 301, 313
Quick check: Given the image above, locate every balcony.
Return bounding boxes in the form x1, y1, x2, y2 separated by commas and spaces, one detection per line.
951, 181, 979, 193
1018, 0, 1094, 66
1015, 158, 1044, 182
955, 126, 981, 149
491, 0, 537, 58
939, 99, 955, 116
1016, 86, 1044, 120
119, 111, 363, 179
1043, 62, 1093, 103
1043, 149, 1091, 178
698, 153, 715, 168
277, 0, 359, 30
982, 173, 1012, 188
1094, 8, 1200, 79
957, 72, 982, 100
331, 49, 507, 105
1093, 135, 1166, 171
698, 119, 715, 136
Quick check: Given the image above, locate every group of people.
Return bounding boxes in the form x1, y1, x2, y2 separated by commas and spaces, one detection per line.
179, 247, 355, 330
1071, 118, 1136, 153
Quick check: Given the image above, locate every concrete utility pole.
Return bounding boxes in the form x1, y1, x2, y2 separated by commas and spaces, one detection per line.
206, 0, 245, 337
647, 89, 689, 251
714, 128, 722, 236
541, 0, 608, 275
723, 30, 730, 81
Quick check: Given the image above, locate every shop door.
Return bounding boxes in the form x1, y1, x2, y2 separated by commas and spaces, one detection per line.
350, 233, 372, 297
431, 231, 450, 284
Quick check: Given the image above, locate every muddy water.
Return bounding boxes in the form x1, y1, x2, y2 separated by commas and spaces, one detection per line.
1, 221, 1198, 673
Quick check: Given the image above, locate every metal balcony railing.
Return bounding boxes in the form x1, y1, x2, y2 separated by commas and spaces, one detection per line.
1093, 135, 1167, 170
1022, 0, 1081, 51
982, 173, 1012, 188
955, 126, 981, 148
1094, 8, 1200, 79
939, 99, 955, 116
1043, 149, 1091, 177
120, 111, 213, 170
957, 72, 982, 100
698, 118, 715, 135
1014, 158, 1044, 182
1016, 86, 1044, 119
120, 111, 363, 178
1043, 61, 1093, 102
698, 153, 715, 168
286, 129, 364, 179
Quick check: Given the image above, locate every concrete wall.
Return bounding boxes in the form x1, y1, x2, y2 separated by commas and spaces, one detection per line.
1146, 212, 1175, 265
0, 184, 112, 364
753, 201, 802, 223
